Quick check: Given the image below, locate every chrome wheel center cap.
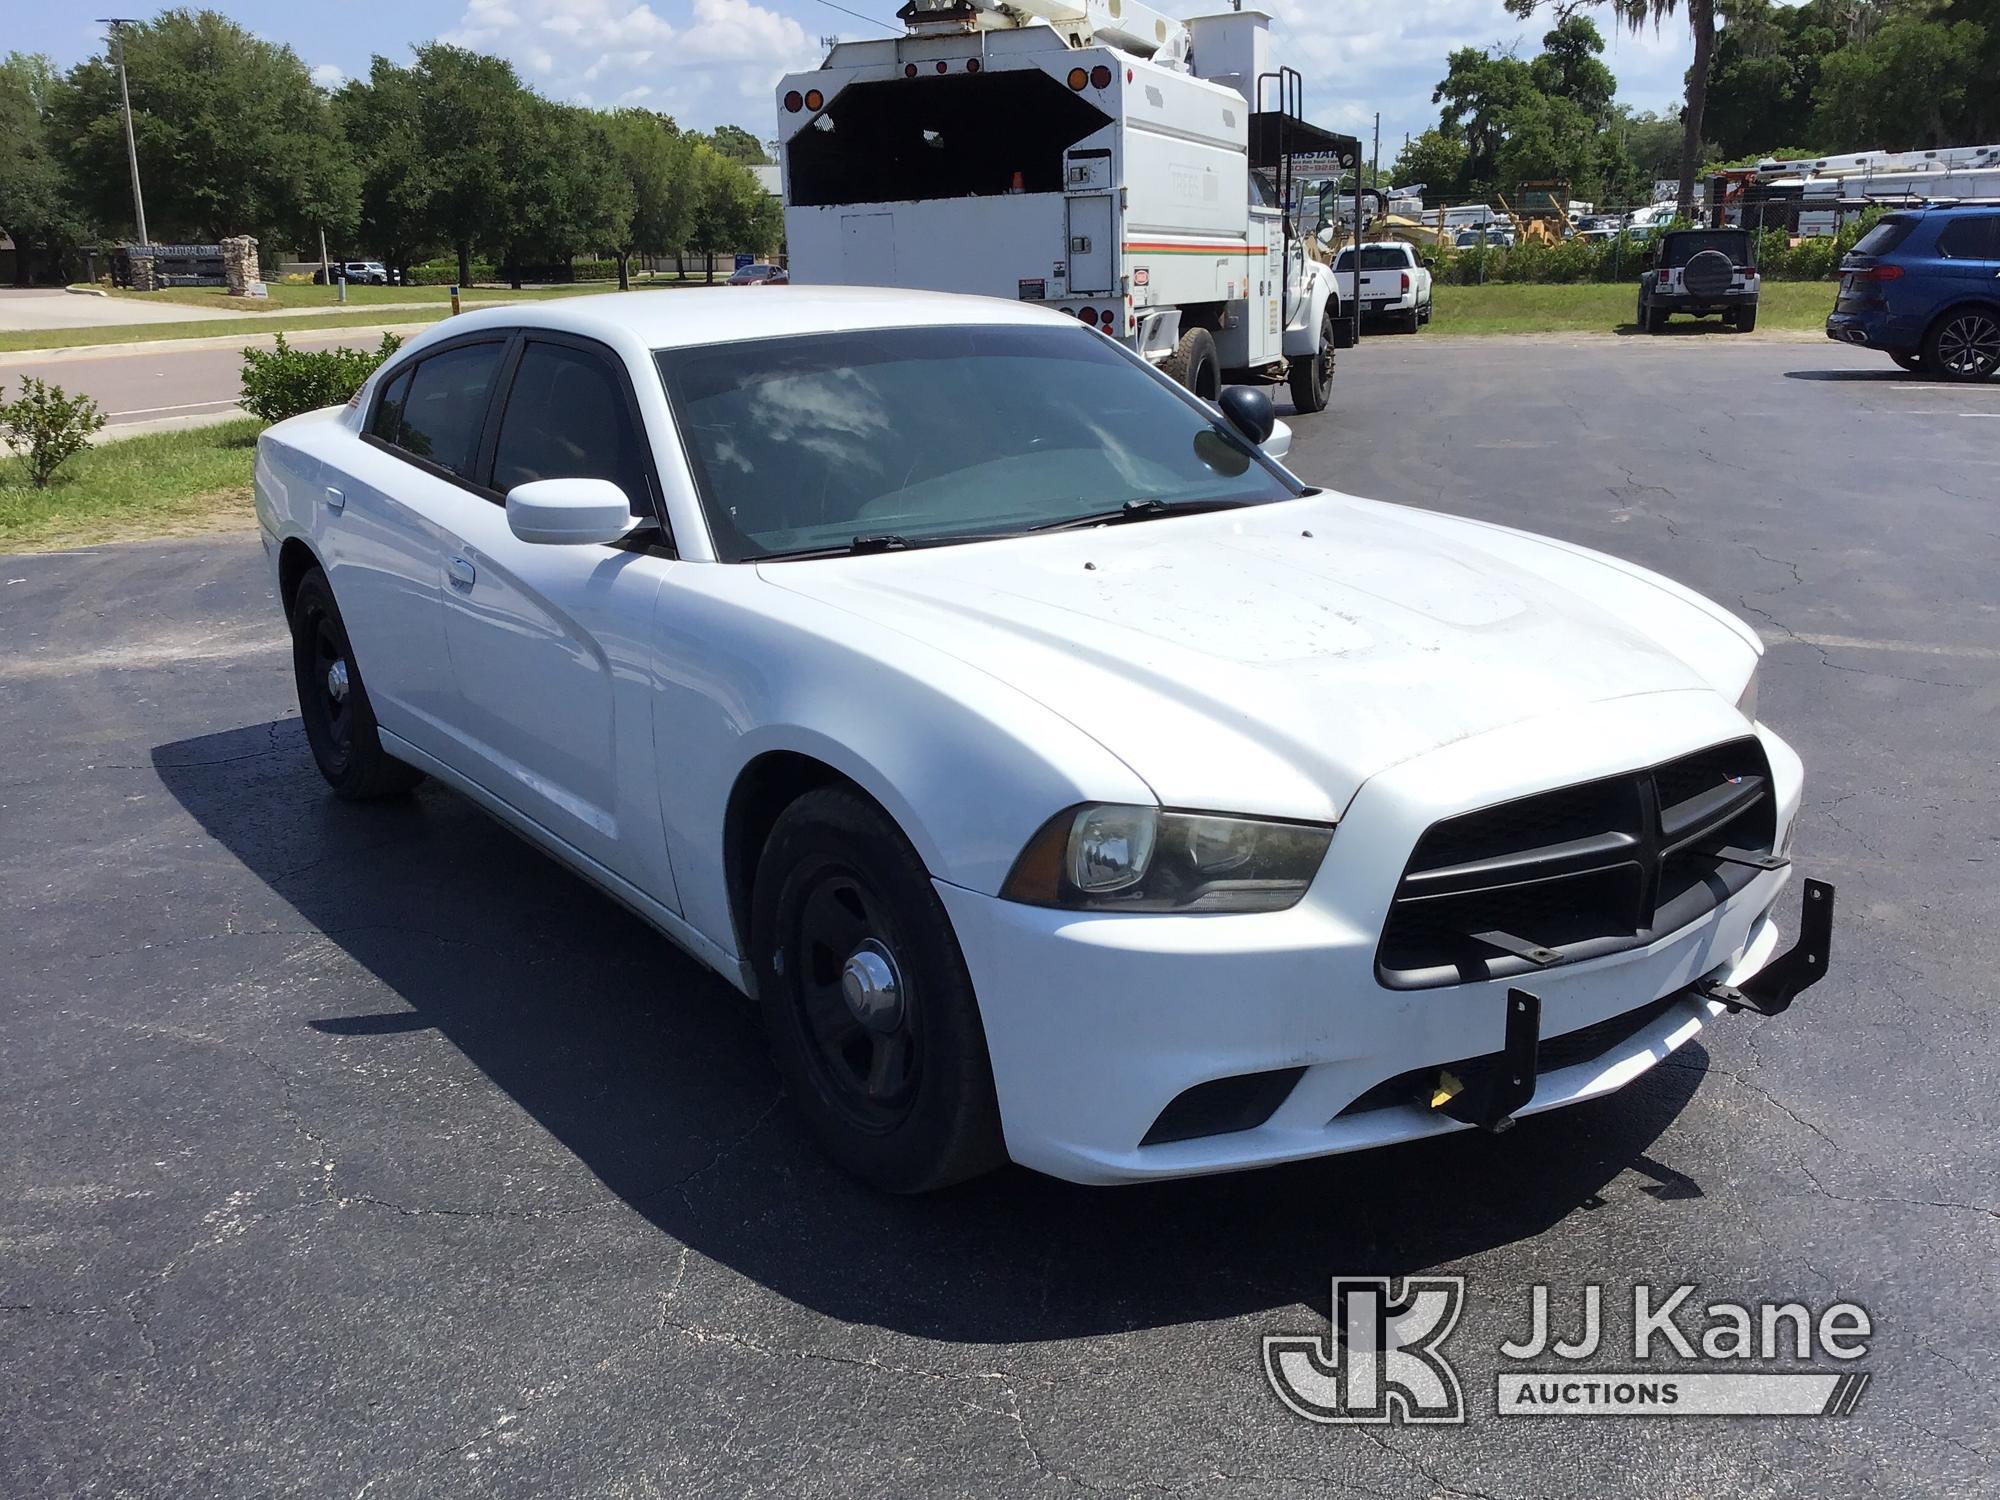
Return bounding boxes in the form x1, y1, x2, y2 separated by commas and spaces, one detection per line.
325, 658, 350, 705
840, 940, 903, 1033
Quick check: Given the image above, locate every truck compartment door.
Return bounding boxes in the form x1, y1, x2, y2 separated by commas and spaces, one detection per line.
841, 212, 897, 283
1066, 195, 1115, 296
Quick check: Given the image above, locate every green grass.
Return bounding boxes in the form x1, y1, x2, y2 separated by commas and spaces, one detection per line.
1430, 280, 1839, 335
3, 278, 706, 353
0, 417, 261, 552
104, 280, 631, 311
0, 308, 457, 354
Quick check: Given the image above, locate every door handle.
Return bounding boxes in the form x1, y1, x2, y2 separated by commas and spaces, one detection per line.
324, 486, 345, 513
447, 556, 476, 591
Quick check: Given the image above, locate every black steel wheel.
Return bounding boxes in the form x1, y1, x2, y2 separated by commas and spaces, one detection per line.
751, 787, 1004, 1192
1924, 307, 2000, 381
290, 568, 424, 800
1288, 309, 1336, 413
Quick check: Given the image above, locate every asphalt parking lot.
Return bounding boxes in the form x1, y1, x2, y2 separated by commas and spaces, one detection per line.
3, 333, 1995, 1498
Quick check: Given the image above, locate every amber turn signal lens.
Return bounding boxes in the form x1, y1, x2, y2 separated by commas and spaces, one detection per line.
804, 88, 824, 110
1067, 67, 1088, 90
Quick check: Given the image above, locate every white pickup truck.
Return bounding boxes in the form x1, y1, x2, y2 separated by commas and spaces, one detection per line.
1331, 241, 1434, 334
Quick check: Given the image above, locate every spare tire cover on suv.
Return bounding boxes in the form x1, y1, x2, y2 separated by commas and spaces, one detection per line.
1683, 248, 1734, 297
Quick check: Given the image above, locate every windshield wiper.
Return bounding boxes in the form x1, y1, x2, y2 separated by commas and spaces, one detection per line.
1026, 497, 1254, 533
848, 533, 912, 553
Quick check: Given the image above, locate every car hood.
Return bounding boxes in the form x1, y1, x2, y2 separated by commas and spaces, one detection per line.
758, 492, 1760, 821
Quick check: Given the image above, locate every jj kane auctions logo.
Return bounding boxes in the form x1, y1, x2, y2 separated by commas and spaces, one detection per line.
1265, 1278, 1873, 1423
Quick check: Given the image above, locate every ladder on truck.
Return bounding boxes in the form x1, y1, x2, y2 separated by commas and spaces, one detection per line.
1254, 66, 1365, 348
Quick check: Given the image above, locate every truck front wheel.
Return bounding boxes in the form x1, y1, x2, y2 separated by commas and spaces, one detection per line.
1160, 326, 1221, 402
1288, 310, 1336, 414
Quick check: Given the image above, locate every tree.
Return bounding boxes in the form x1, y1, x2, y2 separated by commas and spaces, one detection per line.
1497, 91, 1606, 199
1509, 0, 1717, 220
334, 60, 440, 277
684, 145, 780, 281
1530, 15, 1617, 122
601, 109, 696, 290
1814, 11, 1988, 149
1432, 47, 1535, 190
54, 10, 358, 252
405, 43, 531, 286
699, 124, 771, 165
0, 54, 89, 286
499, 100, 633, 285
1391, 129, 1469, 199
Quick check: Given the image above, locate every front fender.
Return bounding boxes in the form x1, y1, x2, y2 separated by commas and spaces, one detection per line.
1284, 265, 1338, 357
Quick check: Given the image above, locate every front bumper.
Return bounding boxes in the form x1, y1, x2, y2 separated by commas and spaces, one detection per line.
940, 696, 1821, 1184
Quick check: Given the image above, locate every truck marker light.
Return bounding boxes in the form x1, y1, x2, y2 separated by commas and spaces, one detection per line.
1091, 65, 1113, 88
1068, 67, 1088, 90
783, 90, 803, 112
904, 63, 918, 78
935, 60, 948, 74
967, 58, 980, 73
804, 88, 824, 110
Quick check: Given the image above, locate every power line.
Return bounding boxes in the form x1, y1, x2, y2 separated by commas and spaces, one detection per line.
812, 0, 900, 35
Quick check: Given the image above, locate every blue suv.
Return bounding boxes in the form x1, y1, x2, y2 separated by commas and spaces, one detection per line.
1827, 205, 2000, 380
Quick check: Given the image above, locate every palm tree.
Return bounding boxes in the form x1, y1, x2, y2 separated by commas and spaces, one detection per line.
1508, 0, 1717, 219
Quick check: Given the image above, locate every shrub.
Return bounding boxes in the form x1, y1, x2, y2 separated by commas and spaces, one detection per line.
403, 258, 499, 286
239, 332, 403, 424
0, 377, 107, 489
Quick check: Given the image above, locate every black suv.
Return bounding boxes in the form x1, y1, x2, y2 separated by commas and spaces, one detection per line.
1637, 229, 1761, 333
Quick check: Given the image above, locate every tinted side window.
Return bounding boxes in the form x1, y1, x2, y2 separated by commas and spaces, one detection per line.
491, 341, 652, 509
1937, 216, 2000, 260
1851, 217, 1916, 257
394, 342, 505, 480
369, 367, 410, 441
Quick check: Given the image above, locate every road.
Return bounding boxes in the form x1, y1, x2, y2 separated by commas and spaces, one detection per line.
0, 323, 425, 429
1, 333, 1995, 1499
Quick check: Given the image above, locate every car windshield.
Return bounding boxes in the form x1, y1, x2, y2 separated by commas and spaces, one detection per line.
1663, 232, 1750, 266
655, 324, 1304, 561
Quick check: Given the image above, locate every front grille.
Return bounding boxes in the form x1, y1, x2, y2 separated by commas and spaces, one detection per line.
1337, 994, 1686, 1118
1377, 738, 1776, 989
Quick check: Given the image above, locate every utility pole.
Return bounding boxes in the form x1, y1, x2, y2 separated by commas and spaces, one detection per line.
100, 19, 149, 245
1372, 111, 1380, 190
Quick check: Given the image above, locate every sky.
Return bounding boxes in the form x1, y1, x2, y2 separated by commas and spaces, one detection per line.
23, 0, 1697, 164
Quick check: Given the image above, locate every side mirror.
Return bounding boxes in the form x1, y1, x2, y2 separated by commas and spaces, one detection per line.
505, 478, 640, 546
1218, 384, 1276, 446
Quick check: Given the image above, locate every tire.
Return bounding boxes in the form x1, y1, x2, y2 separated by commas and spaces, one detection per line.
1890, 352, 1925, 373
1159, 325, 1221, 402
1735, 304, 1758, 334
1400, 304, 1422, 334
289, 569, 425, 801
1923, 306, 2000, 382
750, 786, 1005, 1193
1683, 248, 1733, 298
1419, 298, 1433, 327
1287, 309, 1336, 414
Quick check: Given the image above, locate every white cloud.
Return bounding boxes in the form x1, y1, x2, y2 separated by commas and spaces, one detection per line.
1160, 0, 1693, 164
439, 0, 815, 126
311, 62, 344, 89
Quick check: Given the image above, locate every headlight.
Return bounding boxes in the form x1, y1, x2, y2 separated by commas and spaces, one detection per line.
1000, 804, 1334, 913
1735, 665, 1760, 724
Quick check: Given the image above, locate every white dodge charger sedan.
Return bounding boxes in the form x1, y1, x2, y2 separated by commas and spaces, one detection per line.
254, 288, 1834, 1192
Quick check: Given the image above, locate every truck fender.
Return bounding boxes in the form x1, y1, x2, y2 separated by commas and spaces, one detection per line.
1284, 266, 1338, 358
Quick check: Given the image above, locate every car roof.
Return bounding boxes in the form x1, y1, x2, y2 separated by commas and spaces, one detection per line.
413, 285, 1081, 352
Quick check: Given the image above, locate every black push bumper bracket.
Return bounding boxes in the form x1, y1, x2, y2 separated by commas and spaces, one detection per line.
1435, 988, 1542, 1133
1696, 878, 1835, 1017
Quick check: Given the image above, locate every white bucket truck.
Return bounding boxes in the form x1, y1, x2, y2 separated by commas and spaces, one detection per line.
775, 2, 1362, 413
